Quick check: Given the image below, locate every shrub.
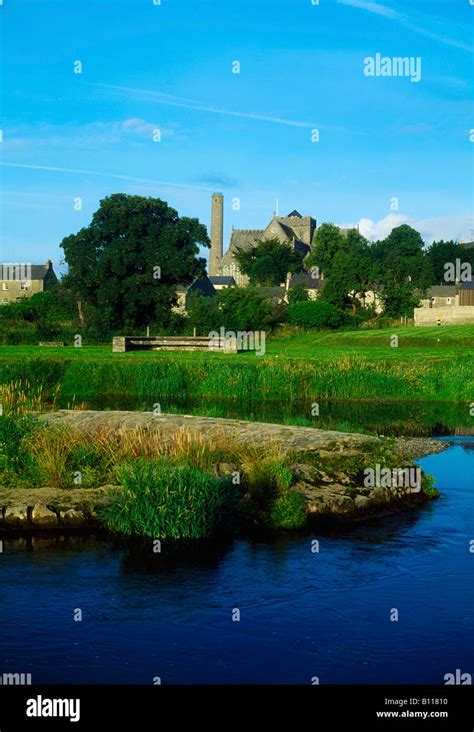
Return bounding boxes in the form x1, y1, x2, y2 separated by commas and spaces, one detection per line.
422, 473, 440, 499
100, 458, 237, 539
230, 443, 292, 505
267, 491, 307, 530
287, 283, 309, 304
287, 300, 349, 329
0, 414, 40, 483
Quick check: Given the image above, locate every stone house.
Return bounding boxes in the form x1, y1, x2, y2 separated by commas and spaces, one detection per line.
287, 272, 324, 301
0, 260, 57, 304
173, 276, 216, 314
414, 283, 474, 325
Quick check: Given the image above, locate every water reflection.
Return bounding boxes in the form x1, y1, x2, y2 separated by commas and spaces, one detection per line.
58, 394, 471, 437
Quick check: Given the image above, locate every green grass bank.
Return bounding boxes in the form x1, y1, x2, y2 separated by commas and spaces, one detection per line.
0, 326, 472, 404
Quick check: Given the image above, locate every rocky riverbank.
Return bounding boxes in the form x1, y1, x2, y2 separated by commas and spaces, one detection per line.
0, 411, 448, 531
41, 410, 447, 459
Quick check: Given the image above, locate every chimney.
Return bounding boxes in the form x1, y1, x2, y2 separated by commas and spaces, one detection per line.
45, 259, 53, 269
209, 193, 223, 276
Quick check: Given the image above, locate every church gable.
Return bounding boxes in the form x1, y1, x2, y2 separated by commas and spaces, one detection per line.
261, 218, 294, 244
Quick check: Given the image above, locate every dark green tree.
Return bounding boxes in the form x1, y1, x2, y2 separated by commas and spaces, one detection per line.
306, 223, 345, 277
60, 193, 208, 334
425, 240, 474, 284
287, 282, 309, 304
370, 225, 433, 317
234, 237, 303, 286
320, 229, 371, 311
217, 286, 277, 331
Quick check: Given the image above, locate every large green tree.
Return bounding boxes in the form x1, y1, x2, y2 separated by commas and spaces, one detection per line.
320, 229, 372, 311
306, 223, 345, 277
234, 237, 303, 286
425, 240, 474, 284
60, 193, 208, 333
370, 225, 433, 317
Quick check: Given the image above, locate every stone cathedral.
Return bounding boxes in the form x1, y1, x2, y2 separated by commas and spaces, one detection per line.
208, 193, 317, 285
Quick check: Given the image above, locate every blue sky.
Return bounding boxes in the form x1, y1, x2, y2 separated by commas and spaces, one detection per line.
1, 0, 473, 273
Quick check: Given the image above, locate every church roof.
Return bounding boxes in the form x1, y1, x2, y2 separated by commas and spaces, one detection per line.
229, 229, 264, 250
263, 218, 295, 242
286, 210, 302, 218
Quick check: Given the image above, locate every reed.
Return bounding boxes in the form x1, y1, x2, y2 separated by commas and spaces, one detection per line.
99, 459, 237, 539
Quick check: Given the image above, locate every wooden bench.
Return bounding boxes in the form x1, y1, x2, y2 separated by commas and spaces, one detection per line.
112, 335, 238, 353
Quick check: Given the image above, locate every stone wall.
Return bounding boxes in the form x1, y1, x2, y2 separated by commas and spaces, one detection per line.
414, 305, 474, 326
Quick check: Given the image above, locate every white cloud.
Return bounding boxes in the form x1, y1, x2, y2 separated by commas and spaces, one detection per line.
356, 213, 410, 240
1, 119, 183, 151
343, 213, 474, 243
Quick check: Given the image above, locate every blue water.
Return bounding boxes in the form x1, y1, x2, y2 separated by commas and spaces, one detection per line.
1, 438, 473, 685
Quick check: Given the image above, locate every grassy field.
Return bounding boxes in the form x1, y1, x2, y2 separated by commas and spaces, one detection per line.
1, 324, 473, 362
0, 325, 473, 404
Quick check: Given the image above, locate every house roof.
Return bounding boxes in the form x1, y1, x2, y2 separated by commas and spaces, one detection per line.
1, 261, 55, 281
427, 286, 458, 296
208, 276, 235, 285
459, 280, 474, 290
289, 273, 324, 289
177, 276, 215, 296
257, 286, 286, 299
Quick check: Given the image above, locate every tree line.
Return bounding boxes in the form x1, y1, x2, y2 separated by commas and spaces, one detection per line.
1, 194, 472, 343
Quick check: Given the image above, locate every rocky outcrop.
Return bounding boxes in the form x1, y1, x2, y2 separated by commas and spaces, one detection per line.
41, 410, 446, 460
0, 412, 448, 531
0, 487, 114, 529
290, 463, 429, 522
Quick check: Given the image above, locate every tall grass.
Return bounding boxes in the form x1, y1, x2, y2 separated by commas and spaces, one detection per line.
100, 459, 237, 539
1, 355, 471, 404
0, 379, 59, 416
0, 415, 307, 534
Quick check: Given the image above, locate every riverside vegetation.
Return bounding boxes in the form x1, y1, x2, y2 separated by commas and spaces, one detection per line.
0, 383, 438, 539
0, 326, 473, 406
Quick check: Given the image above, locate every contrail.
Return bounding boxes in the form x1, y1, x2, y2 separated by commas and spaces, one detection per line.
0, 162, 213, 191
337, 0, 473, 52
94, 83, 317, 129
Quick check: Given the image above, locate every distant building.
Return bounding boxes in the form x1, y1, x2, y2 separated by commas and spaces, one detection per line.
208, 275, 236, 290
208, 194, 317, 285
423, 285, 458, 308
415, 283, 474, 325
0, 260, 57, 304
173, 276, 215, 314
287, 272, 324, 300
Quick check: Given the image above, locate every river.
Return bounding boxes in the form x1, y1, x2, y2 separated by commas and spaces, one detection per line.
0, 436, 472, 684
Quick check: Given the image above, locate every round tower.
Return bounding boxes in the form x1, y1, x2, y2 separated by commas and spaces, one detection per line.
209, 193, 224, 276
